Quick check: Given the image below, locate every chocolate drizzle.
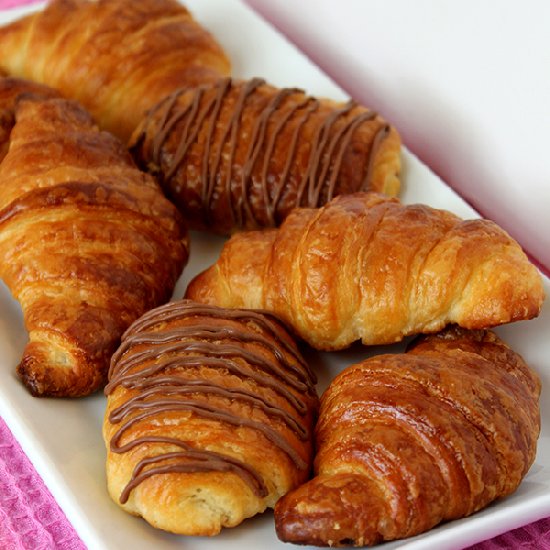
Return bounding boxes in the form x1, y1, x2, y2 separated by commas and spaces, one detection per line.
106, 300, 317, 504
114, 436, 266, 505
134, 77, 390, 229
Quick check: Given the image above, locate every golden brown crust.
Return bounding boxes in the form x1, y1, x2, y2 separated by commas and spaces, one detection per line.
0, 0, 231, 141
0, 79, 189, 397
274, 327, 541, 547
0, 76, 60, 162
103, 300, 318, 535
129, 78, 401, 234
186, 192, 545, 349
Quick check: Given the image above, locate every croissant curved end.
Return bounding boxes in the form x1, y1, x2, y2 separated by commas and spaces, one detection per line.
274, 473, 389, 548
17, 334, 103, 397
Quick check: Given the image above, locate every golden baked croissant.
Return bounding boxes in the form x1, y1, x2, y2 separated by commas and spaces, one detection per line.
275, 327, 541, 547
0, 0, 231, 142
129, 77, 401, 234
0, 80, 188, 397
186, 193, 544, 350
186, 192, 545, 349
103, 300, 318, 536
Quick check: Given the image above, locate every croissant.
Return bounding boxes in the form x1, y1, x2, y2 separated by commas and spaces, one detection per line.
103, 299, 319, 536
0, 0, 231, 142
186, 192, 544, 349
0, 79, 188, 397
129, 77, 401, 234
274, 327, 541, 547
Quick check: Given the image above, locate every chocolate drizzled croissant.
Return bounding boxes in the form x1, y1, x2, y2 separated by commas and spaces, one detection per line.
130, 77, 401, 234
103, 300, 318, 536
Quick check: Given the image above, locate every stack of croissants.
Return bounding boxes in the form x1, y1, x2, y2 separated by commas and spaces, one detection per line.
0, 0, 545, 547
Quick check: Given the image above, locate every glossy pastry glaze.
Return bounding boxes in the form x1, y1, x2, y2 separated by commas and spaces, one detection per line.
0, 74, 59, 162
130, 77, 400, 233
274, 327, 541, 547
103, 300, 318, 536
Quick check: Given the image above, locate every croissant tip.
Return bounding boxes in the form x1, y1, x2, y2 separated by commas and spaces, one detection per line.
274, 474, 385, 548
17, 354, 51, 397
16, 348, 103, 398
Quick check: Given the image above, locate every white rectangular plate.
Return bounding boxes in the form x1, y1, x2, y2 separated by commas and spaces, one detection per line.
0, 1, 548, 549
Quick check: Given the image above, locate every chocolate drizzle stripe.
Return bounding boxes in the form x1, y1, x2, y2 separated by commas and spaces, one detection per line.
361, 124, 392, 190
205, 78, 265, 225
142, 78, 390, 229
151, 88, 188, 164
111, 328, 311, 391
225, 78, 266, 226
120, 457, 265, 505
164, 87, 213, 183
110, 401, 307, 470
107, 354, 307, 414
201, 77, 232, 219
274, 98, 321, 209
261, 96, 313, 225
114, 439, 268, 503
298, 100, 356, 207
112, 300, 315, 383
310, 109, 357, 206
322, 110, 377, 204
166, 324, 307, 380
239, 87, 301, 227
109, 381, 308, 439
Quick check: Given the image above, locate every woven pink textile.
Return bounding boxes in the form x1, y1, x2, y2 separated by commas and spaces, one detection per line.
0, 418, 85, 550
468, 518, 550, 550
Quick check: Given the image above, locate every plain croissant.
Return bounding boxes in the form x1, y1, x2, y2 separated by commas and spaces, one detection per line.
0, 78, 188, 397
129, 77, 401, 234
186, 192, 544, 349
275, 327, 541, 547
0, 0, 231, 142
103, 300, 318, 535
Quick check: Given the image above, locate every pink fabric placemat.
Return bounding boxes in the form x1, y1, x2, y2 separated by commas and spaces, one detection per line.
0, 417, 85, 550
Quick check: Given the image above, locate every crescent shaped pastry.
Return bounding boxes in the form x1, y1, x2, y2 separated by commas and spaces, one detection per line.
0, 77, 188, 396
186, 192, 544, 349
275, 327, 541, 547
0, 0, 231, 141
103, 300, 318, 535
130, 77, 401, 234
